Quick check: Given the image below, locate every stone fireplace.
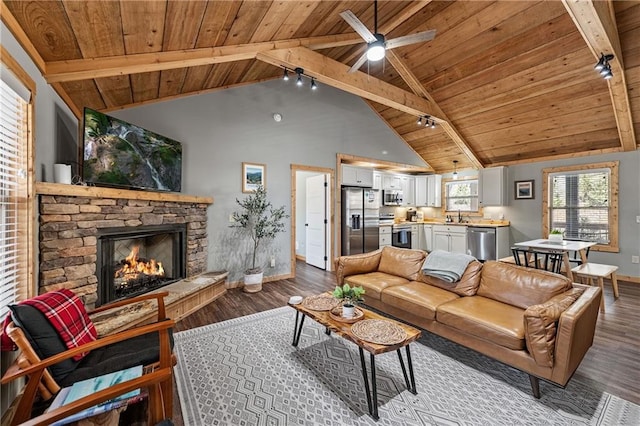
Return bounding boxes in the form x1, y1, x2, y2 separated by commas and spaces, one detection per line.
96, 224, 187, 306
38, 183, 212, 309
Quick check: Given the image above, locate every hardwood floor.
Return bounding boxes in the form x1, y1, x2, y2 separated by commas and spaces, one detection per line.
171, 261, 640, 424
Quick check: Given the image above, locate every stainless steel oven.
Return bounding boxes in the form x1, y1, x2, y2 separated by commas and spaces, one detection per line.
392, 224, 412, 249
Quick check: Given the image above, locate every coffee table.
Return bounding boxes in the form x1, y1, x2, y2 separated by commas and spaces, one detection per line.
289, 295, 421, 420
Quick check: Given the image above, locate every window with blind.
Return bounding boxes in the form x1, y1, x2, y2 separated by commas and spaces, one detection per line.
543, 162, 619, 251
445, 179, 479, 212
0, 65, 32, 319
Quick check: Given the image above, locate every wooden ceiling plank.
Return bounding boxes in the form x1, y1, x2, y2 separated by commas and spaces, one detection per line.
196, 1, 242, 48
130, 72, 160, 104
379, 1, 433, 34
224, 1, 273, 45
2, 0, 80, 64
256, 47, 437, 118
44, 34, 363, 83
563, 0, 636, 152
251, 1, 300, 42
386, 50, 483, 169
62, 0, 125, 57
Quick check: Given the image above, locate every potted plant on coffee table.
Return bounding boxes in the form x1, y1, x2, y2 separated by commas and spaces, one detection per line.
549, 229, 564, 243
332, 283, 365, 318
231, 185, 288, 293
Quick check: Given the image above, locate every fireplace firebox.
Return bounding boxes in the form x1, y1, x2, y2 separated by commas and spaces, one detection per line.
96, 224, 187, 306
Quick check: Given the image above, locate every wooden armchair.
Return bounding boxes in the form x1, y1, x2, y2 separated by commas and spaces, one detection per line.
1, 291, 175, 426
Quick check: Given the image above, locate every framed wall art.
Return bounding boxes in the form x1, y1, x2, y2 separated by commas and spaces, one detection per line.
242, 162, 266, 193
514, 180, 534, 200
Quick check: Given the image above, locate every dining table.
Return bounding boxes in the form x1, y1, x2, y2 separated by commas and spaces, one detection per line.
513, 239, 597, 282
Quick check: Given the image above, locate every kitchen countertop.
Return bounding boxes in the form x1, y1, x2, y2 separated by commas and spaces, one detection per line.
381, 220, 510, 228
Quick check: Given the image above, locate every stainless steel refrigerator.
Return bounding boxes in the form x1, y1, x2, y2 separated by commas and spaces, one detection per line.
341, 187, 380, 255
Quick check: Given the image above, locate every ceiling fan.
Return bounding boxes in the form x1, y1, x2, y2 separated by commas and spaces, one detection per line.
340, 0, 437, 73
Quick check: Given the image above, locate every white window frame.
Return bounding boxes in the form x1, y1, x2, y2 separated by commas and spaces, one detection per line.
444, 178, 479, 213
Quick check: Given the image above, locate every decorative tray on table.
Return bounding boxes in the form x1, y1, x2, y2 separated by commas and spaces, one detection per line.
329, 306, 364, 323
350, 319, 407, 345
301, 294, 341, 311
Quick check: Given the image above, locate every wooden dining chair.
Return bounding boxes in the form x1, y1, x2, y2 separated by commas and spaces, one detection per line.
1, 291, 175, 426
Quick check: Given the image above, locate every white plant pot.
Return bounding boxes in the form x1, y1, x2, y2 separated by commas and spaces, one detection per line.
548, 234, 563, 242
342, 304, 355, 318
243, 271, 263, 293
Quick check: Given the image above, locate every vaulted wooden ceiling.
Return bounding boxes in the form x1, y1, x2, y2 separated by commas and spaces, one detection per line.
3, 0, 639, 173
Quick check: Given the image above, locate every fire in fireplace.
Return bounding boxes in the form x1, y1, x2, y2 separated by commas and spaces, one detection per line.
97, 224, 186, 306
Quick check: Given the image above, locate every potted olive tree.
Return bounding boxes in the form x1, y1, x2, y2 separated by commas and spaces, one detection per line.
231, 185, 288, 292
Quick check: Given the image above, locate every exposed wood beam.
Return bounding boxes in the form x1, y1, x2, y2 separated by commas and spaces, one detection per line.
44, 34, 362, 83
379, 1, 433, 34
256, 47, 438, 118
563, 0, 636, 151
386, 50, 484, 169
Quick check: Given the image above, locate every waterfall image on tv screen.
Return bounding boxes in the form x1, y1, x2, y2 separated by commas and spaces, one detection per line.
83, 108, 182, 192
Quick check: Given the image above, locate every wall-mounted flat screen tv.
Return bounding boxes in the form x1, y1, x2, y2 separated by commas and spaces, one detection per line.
82, 108, 182, 192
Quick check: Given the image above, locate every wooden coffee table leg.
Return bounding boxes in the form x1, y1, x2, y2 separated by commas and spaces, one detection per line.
292, 312, 306, 347
358, 347, 374, 418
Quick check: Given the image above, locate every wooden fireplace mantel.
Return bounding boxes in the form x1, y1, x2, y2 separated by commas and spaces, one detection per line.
36, 182, 214, 204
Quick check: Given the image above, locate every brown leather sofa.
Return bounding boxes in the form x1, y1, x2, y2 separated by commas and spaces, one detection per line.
334, 246, 602, 397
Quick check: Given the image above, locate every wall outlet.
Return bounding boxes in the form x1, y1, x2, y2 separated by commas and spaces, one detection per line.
632, 256, 640, 264
229, 214, 235, 223
270, 256, 276, 268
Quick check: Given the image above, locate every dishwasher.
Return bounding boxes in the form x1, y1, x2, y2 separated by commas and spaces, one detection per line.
467, 227, 496, 261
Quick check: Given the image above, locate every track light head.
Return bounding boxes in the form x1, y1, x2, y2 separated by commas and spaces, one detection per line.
283, 68, 289, 81
295, 67, 304, 86
431, 120, 436, 129
416, 117, 423, 126
310, 78, 317, 90
600, 63, 613, 79
594, 54, 615, 80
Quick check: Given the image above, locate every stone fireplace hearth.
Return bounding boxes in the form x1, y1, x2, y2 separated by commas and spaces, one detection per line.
37, 183, 212, 309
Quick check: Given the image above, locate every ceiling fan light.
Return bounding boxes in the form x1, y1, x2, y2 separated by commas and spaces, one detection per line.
366, 34, 385, 61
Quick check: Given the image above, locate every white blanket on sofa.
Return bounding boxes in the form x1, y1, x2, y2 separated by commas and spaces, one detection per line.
421, 250, 476, 283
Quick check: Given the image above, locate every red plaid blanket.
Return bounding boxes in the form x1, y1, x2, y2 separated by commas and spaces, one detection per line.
0, 289, 97, 361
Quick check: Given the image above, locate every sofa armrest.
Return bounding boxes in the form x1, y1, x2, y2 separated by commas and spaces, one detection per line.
551, 285, 601, 385
523, 288, 585, 367
334, 249, 382, 285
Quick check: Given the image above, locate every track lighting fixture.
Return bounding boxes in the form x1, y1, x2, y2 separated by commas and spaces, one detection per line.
282, 66, 319, 91
452, 160, 459, 180
295, 67, 304, 86
417, 115, 437, 128
594, 53, 614, 80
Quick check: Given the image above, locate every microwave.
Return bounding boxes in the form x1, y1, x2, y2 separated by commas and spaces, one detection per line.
383, 190, 403, 206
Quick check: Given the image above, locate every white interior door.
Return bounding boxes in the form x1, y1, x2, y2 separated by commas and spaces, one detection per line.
305, 174, 327, 269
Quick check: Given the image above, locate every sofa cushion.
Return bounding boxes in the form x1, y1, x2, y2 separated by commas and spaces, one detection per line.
345, 272, 410, 300
334, 249, 382, 285
477, 261, 573, 309
417, 259, 483, 296
524, 288, 585, 367
381, 281, 459, 320
378, 246, 426, 281
436, 296, 526, 350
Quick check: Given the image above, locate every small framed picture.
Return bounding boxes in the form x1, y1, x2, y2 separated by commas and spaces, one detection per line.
514, 180, 534, 200
242, 162, 266, 193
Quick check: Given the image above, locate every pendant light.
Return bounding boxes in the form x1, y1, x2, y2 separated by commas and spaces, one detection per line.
452, 160, 459, 180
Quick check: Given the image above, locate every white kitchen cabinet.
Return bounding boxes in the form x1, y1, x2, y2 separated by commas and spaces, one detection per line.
410, 224, 420, 249
423, 224, 433, 252
401, 175, 415, 206
379, 225, 392, 247
341, 164, 373, 187
479, 166, 507, 206
433, 225, 467, 254
426, 175, 442, 207
382, 174, 401, 190
415, 176, 427, 206
373, 171, 382, 190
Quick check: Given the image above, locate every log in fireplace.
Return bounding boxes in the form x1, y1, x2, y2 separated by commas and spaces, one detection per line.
96, 224, 187, 306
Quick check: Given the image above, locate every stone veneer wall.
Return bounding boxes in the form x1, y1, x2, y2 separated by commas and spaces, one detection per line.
39, 195, 209, 308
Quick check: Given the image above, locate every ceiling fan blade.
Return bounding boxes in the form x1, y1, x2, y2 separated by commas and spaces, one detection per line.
340, 10, 377, 43
385, 29, 437, 50
348, 52, 369, 74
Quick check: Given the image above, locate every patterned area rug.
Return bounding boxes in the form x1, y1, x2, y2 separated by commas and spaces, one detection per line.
174, 307, 639, 425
